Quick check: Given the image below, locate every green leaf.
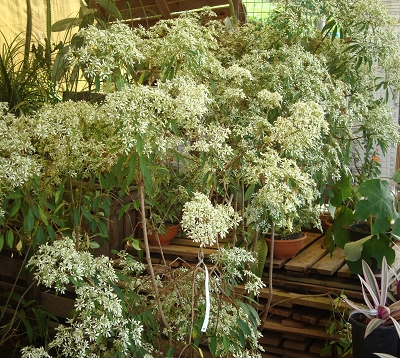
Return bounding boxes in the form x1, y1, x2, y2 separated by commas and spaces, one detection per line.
130, 238, 142, 251
35, 226, 45, 245
51, 18, 82, 32
118, 203, 131, 220
344, 236, 371, 261
6, 230, 14, 248
223, 335, 230, 352
237, 317, 251, 336
354, 179, 394, 234
251, 239, 267, 279
329, 172, 353, 207
392, 169, 400, 184
330, 206, 354, 249
210, 335, 217, 356
89, 241, 100, 249
27, 208, 35, 231
140, 155, 153, 197
0, 235, 4, 251
47, 225, 55, 241
94, 0, 122, 20
362, 234, 395, 267
136, 134, 144, 154
244, 184, 255, 202
8, 199, 21, 218
81, 206, 93, 221
38, 205, 49, 226
20, 314, 33, 343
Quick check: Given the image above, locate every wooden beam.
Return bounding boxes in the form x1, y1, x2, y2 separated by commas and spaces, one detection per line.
154, 0, 171, 19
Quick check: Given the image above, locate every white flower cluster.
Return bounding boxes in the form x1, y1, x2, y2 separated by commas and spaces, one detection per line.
27, 238, 117, 294
269, 101, 329, 159
28, 101, 119, 185
244, 153, 320, 233
25, 237, 148, 357
210, 247, 266, 295
68, 22, 145, 82
0, 104, 39, 196
181, 192, 241, 246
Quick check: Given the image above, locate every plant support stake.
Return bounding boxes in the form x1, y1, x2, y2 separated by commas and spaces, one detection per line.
197, 249, 210, 332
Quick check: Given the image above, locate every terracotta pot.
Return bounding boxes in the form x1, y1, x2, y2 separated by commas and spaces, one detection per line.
265, 232, 307, 259
147, 225, 179, 246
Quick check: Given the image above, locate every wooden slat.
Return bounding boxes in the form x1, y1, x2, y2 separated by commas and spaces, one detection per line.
266, 232, 322, 268
309, 339, 332, 356
336, 264, 353, 278
263, 316, 329, 340
282, 337, 313, 352
269, 305, 300, 318
292, 306, 326, 324
40, 291, 75, 319
309, 247, 346, 275
282, 319, 304, 329
0, 255, 27, 280
284, 238, 328, 273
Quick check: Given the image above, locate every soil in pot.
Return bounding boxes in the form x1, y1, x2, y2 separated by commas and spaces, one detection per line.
265, 232, 307, 260
349, 222, 392, 241
350, 313, 398, 358
147, 224, 179, 246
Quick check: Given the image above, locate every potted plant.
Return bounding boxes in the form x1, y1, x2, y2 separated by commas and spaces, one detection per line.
145, 165, 188, 246
326, 170, 400, 274
341, 256, 400, 358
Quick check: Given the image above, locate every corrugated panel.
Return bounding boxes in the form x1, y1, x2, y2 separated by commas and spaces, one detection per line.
381, 0, 400, 19
89, 0, 246, 27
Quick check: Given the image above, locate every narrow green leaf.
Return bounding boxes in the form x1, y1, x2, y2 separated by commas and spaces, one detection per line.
6, 230, 14, 248
38, 205, 49, 226
94, 0, 122, 20
223, 335, 230, 352
51, 18, 82, 32
20, 314, 33, 343
210, 335, 217, 356
0, 235, 4, 251
140, 155, 153, 197
81, 206, 93, 221
27, 208, 35, 231
237, 317, 251, 336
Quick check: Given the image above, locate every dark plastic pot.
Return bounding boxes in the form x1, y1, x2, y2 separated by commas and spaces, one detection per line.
350, 313, 398, 358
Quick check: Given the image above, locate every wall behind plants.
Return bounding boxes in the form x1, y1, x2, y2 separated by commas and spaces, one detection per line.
0, 0, 80, 45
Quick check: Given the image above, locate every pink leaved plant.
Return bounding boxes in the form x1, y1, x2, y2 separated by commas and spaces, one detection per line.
342, 257, 400, 338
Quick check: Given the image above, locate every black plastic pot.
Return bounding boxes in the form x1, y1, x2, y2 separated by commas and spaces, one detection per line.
350, 314, 398, 358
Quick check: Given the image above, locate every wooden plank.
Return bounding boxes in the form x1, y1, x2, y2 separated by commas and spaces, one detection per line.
0, 255, 27, 279
269, 305, 300, 318
282, 319, 304, 329
236, 285, 334, 311
266, 232, 322, 269
336, 263, 353, 278
40, 291, 75, 319
259, 331, 284, 347
263, 316, 329, 340
309, 339, 332, 356
292, 307, 326, 324
284, 238, 328, 273
148, 243, 216, 259
310, 247, 346, 275
282, 337, 313, 351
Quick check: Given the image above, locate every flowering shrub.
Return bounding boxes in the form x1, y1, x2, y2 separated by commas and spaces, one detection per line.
1, 0, 399, 356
